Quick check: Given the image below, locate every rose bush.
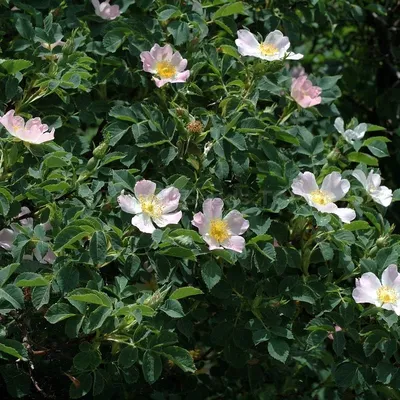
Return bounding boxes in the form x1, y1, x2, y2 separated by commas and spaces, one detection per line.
0, 0, 399, 399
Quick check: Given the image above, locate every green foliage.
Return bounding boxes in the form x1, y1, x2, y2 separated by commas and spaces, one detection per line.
0, 0, 399, 399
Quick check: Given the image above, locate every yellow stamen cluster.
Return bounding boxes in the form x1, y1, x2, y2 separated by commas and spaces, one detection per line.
259, 43, 278, 56
139, 196, 162, 219
155, 61, 177, 79
377, 286, 398, 304
209, 219, 230, 243
310, 189, 332, 206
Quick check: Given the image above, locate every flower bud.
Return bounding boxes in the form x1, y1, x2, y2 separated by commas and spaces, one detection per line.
327, 148, 341, 163
93, 141, 109, 160
87, 157, 98, 171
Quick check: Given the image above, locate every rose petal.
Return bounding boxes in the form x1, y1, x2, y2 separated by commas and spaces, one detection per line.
203, 198, 224, 220
192, 212, 208, 235
153, 211, 182, 228
291, 171, 318, 197
321, 172, 350, 201
156, 187, 180, 213
221, 235, 246, 253
352, 273, 381, 306
224, 210, 249, 235
131, 213, 155, 233
118, 192, 141, 214
134, 179, 156, 198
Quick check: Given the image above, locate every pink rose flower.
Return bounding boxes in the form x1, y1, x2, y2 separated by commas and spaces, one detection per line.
0, 207, 56, 264
235, 29, 303, 61
352, 265, 400, 315
291, 74, 322, 108
140, 44, 190, 88
192, 198, 249, 253
0, 110, 55, 144
91, 0, 120, 20
118, 179, 182, 234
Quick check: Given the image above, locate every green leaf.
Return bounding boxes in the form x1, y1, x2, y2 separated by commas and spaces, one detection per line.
45, 303, 77, 324
333, 331, 346, 356
15, 18, 34, 40
54, 226, 90, 251
15, 272, 49, 287
213, 2, 246, 19
160, 299, 185, 318
89, 231, 107, 265
167, 21, 190, 46
0, 339, 27, 360
31, 285, 50, 309
201, 260, 222, 290
344, 221, 370, 231
0, 285, 24, 309
109, 105, 137, 122
366, 140, 389, 158
67, 288, 113, 308
103, 29, 126, 52
84, 306, 112, 332
159, 247, 196, 260
162, 346, 196, 373
0, 188, 12, 216
170, 287, 203, 300
267, 338, 289, 363
334, 362, 358, 388
142, 351, 162, 384
0, 264, 19, 288
347, 152, 378, 166
118, 346, 138, 369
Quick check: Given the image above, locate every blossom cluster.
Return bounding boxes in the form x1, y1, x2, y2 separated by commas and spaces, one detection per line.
0, 4, 397, 329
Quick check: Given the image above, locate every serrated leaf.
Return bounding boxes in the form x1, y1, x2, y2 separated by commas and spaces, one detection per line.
142, 351, 162, 384
170, 287, 203, 300
45, 303, 77, 324
267, 338, 289, 363
89, 231, 107, 265
162, 346, 196, 372
67, 288, 113, 308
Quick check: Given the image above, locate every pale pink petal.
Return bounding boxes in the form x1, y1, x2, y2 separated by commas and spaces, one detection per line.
153, 211, 182, 228
286, 52, 303, 60
221, 235, 246, 253
156, 187, 180, 213
352, 273, 381, 306
203, 198, 224, 220
192, 212, 208, 235
0, 228, 15, 250
391, 303, 400, 316
381, 265, 399, 287
235, 30, 261, 57
140, 51, 157, 73
203, 235, 222, 251
371, 186, 392, 207
43, 250, 56, 264
264, 30, 284, 46
334, 117, 345, 134
170, 51, 184, 68
171, 70, 190, 83
224, 210, 249, 235
321, 172, 350, 201
134, 180, 156, 198
118, 192, 141, 214
331, 207, 356, 223
291, 171, 318, 197
131, 213, 155, 234
367, 171, 381, 188
154, 77, 169, 88
352, 169, 367, 188
18, 207, 33, 227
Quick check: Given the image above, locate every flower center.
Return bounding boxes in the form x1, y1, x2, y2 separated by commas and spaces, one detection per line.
209, 219, 230, 243
259, 43, 278, 56
377, 286, 398, 304
156, 61, 177, 79
310, 189, 332, 206
139, 196, 162, 219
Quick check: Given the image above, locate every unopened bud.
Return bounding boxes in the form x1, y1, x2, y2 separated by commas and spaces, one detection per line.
87, 157, 98, 171
93, 141, 109, 159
